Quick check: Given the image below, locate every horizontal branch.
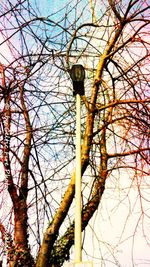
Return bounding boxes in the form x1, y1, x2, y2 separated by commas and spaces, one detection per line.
97, 98, 150, 111
108, 147, 150, 158
83, 96, 150, 113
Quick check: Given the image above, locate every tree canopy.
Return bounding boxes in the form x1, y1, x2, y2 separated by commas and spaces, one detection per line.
0, 0, 149, 266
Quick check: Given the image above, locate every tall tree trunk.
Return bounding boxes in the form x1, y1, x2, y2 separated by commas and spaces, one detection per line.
12, 199, 35, 266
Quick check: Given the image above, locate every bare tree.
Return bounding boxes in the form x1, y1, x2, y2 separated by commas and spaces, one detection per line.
0, 0, 149, 266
